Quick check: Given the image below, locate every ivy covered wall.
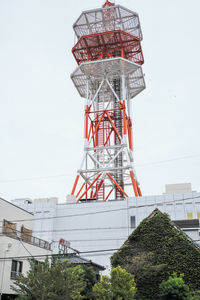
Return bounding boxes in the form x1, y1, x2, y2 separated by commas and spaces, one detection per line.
111, 209, 200, 299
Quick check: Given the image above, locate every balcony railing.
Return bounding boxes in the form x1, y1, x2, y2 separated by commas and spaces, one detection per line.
2, 226, 51, 251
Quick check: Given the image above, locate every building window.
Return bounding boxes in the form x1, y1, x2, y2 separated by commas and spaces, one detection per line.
130, 216, 136, 228
96, 274, 100, 281
187, 213, 193, 220
11, 260, 23, 279
197, 212, 200, 219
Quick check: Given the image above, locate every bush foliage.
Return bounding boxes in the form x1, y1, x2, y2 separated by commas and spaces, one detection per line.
159, 273, 191, 300
111, 209, 200, 299
93, 266, 136, 300
12, 258, 96, 300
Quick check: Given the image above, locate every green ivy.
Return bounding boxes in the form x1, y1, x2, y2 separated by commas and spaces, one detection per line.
111, 209, 200, 300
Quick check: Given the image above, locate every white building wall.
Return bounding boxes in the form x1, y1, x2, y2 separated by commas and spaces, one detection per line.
0, 198, 33, 230
12, 191, 200, 271
165, 183, 192, 194
0, 198, 52, 296
0, 235, 51, 295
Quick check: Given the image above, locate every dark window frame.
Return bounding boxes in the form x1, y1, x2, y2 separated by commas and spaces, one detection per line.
130, 216, 136, 228
11, 260, 23, 279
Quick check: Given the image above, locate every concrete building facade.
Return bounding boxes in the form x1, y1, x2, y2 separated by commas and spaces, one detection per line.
12, 184, 200, 272
0, 198, 52, 299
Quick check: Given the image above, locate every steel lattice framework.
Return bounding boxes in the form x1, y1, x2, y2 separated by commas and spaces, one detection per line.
70, 0, 145, 202
72, 30, 144, 65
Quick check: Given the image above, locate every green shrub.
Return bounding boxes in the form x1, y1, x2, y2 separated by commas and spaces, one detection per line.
93, 266, 136, 300
159, 273, 190, 300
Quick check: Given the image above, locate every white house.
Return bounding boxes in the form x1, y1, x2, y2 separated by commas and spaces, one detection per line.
11, 183, 200, 273
0, 198, 52, 300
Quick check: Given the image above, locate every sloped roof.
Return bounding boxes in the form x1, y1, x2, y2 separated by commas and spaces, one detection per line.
60, 253, 105, 271
0, 197, 33, 215
173, 218, 200, 229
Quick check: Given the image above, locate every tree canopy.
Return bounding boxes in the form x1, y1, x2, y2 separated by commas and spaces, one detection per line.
159, 273, 191, 300
93, 265, 136, 300
12, 258, 96, 300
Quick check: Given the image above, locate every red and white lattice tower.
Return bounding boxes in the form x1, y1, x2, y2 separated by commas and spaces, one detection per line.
71, 0, 145, 202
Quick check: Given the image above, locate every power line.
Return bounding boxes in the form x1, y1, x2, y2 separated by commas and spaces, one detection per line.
0, 248, 119, 262
53, 238, 125, 242
1, 194, 200, 224
0, 207, 130, 223
0, 237, 125, 243
0, 153, 200, 183
1, 237, 200, 262
19, 239, 34, 259
0, 173, 73, 183
136, 153, 200, 167
0, 226, 130, 233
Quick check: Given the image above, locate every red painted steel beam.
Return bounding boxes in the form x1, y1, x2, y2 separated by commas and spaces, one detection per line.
107, 173, 129, 198
105, 111, 121, 139
71, 175, 79, 195
137, 186, 142, 197
79, 173, 102, 200
76, 183, 85, 199
72, 30, 144, 66
105, 188, 113, 201
102, 0, 114, 8
104, 128, 113, 146
122, 100, 127, 135
93, 179, 104, 198
130, 170, 139, 197
127, 117, 133, 151
91, 112, 105, 141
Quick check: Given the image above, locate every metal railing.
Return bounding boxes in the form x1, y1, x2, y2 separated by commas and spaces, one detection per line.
2, 226, 51, 251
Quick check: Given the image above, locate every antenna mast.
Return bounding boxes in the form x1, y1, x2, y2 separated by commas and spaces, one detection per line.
70, 1, 145, 202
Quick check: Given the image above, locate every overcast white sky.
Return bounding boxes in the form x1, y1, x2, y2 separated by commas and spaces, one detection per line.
0, 0, 200, 202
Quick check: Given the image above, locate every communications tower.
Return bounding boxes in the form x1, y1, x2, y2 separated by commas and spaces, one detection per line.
71, 0, 145, 202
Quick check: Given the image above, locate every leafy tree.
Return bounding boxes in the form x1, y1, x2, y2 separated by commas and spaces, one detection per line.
159, 273, 191, 300
93, 266, 136, 300
79, 265, 97, 299
93, 276, 111, 300
11, 258, 90, 300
